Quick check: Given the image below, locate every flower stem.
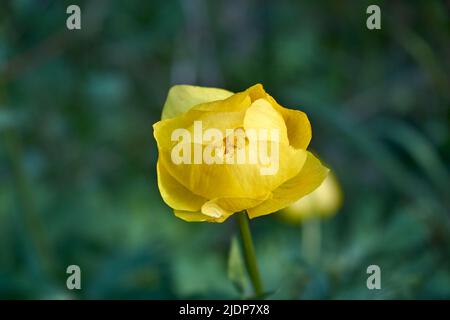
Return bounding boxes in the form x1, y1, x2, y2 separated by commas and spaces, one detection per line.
301, 217, 321, 264
236, 211, 264, 297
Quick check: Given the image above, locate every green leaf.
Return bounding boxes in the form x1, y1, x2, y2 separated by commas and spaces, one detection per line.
227, 236, 248, 295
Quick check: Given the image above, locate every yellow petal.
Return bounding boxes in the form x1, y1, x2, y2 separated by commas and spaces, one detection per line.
189, 91, 250, 113
177, 196, 265, 223
157, 159, 207, 211
246, 83, 267, 101
161, 85, 234, 120
154, 92, 251, 152
201, 201, 233, 219
174, 210, 229, 223
241, 83, 312, 150
174, 210, 212, 222
160, 141, 306, 200
202, 195, 270, 217
243, 98, 288, 143
247, 152, 329, 218
266, 95, 312, 149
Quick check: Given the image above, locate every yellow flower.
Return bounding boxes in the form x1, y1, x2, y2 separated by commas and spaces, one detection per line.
153, 84, 329, 222
280, 172, 342, 223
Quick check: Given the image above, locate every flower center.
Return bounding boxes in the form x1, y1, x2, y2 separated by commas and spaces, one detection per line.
223, 127, 248, 155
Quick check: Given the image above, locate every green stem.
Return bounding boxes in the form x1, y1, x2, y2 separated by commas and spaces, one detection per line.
236, 211, 264, 297
301, 217, 321, 264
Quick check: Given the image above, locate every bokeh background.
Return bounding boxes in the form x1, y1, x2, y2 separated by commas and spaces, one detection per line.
1, 0, 449, 299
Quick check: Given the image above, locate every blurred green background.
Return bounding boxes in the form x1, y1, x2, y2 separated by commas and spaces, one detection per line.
1, 0, 449, 299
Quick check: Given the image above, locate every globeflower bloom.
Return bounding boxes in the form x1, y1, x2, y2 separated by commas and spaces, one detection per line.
153, 84, 329, 222
280, 172, 342, 223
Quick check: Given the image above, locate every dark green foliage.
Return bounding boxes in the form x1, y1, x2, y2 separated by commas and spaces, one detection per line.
0, 0, 448, 299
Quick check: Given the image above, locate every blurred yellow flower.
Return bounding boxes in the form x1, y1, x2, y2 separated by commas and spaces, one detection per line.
153, 84, 329, 222
280, 172, 342, 223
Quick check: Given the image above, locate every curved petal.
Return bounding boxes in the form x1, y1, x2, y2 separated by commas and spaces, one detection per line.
201, 195, 270, 218
247, 152, 329, 218
176, 194, 266, 222
241, 83, 312, 150
246, 83, 267, 101
174, 210, 214, 222
201, 201, 233, 219
161, 85, 234, 120
189, 91, 250, 113
174, 209, 230, 223
157, 159, 207, 211
243, 98, 288, 143
266, 95, 312, 149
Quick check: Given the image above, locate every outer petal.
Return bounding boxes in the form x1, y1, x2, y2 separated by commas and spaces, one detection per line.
247, 152, 329, 218
161, 85, 234, 120
244, 83, 312, 150
174, 209, 232, 223
154, 92, 251, 152
266, 95, 312, 149
200, 195, 270, 219
246, 83, 267, 101
174, 194, 269, 223
189, 91, 250, 113
174, 210, 218, 222
157, 159, 207, 211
